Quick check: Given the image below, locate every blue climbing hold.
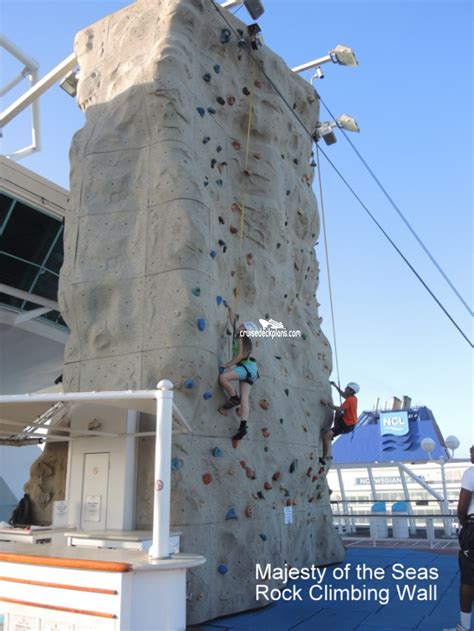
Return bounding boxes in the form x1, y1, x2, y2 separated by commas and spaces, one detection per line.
171, 458, 182, 471
214, 64, 221, 74
216, 145, 222, 152
210, 250, 217, 258
219, 366, 225, 374
216, 295, 223, 305
216, 179, 223, 187
203, 391, 213, 400
184, 379, 195, 389
212, 447, 222, 457
218, 564, 228, 574
197, 318, 206, 331
203, 73, 212, 82
225, 508, 238, 520
208, 107, 216, 115
191, 287, 201, 296
196, 107, 205, 117
259, 533, 267, 542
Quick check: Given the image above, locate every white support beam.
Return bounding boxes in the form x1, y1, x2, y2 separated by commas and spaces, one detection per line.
14, 306, 52, 325
220, 0, 243, 7
0, 283, 59, 312
292, 55, 332, 74
0, 52, 77, 129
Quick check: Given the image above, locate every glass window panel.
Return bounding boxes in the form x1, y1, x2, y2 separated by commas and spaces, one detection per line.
0, 253, 37, 293
0, 193, 14, 226
44, 227, 64, 274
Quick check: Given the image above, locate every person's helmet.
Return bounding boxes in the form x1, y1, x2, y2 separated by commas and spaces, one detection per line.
243, 321, 259, 331
346, 382, 360, 394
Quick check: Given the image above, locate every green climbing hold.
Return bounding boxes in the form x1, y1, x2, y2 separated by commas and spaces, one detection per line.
207, 107, 216, 114
214, 64, 221, 73
302, 333, 307, 340
289, 459, 298, 473
191, 287, 201, 296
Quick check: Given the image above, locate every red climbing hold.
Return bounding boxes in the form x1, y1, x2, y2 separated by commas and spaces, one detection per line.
312, 475, 317, 483
230, 225, 239, 234
202, 473, 212, 485
253, 152, 261, 160
232, 438, 239, 449
244, 169, 252, 176
227, 96, 236, 106
261, 427, 270, 438
245, 467, 256, 480
232, 140, 241, 150
307, 467, 313, 477
272, 472, 281, 482
254, 79, 262, 88
259, 399, 270, 410
286, 498, 292, 506
264, 481, 272, 491
246, 253, 253, 265
318, 466, 325, 475
239, 460, 246, 469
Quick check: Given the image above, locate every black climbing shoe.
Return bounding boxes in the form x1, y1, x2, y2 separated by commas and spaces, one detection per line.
232, 421, 248, 441
319, 457, 326, 466
218, 394, 241, 416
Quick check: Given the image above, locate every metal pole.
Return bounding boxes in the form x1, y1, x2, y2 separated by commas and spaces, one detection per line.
440, 461, 451, 536
336, 467, 352, 533
292, 55, 332, 73
367, 465, 378, 501
398, 465, 416, 535
149, 380, 174, 560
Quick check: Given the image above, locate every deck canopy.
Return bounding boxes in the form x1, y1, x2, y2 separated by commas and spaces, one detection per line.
0, 388, 190, 445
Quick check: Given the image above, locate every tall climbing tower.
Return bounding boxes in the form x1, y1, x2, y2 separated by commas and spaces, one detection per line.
56, 0, 345, 622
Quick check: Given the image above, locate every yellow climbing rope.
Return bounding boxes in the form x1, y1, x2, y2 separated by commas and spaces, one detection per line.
314, 141, 342, 401
235, 56, 256, 307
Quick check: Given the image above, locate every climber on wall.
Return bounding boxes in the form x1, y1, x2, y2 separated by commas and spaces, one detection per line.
319, 381, 360, 465
218, 304, 259, 441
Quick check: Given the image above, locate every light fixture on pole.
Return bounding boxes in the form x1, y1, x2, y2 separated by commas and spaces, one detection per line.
59, 70, 79, 97
313, 114, 360, 145
220, 0, 265, 19
292, 44, 358, 75
420, 437, 436, 458
444, 435, 460, 459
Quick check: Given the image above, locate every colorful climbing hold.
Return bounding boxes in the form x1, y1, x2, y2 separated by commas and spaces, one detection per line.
264, 481, 272, 491
232, 140, 241, 150
302, 333, 307, 340
208, 107, 216, 115
184, 379, 195, 389
216, 295, 223, 305
210, 250, 217, 258
312, 475, 317, 483
253, 152, 261, 160
246, 253, 253, 266
262, 427, 270, 438
216, 145, 222, 152
191, 287, 201, 296
264, 446, 269, 452
227, 96, 236, 106
197, 318, 206, 331
218, 216, 225, 224
245, 467, 256, 480
216, 179, 223, 187
307, 467, 313, 478
284, 389, 289, 397
225, 508, 238, 520
293, 158, 299, 165
318, 466, 325, 475
289, 459, 298, 473
171, 457, 182, 471
257, 491, 265, 499
259, 399, 270, 410
202, 473, 212, 485
216, 96, 226, 105
212, 447, 222, 457
202, 136, 210, 144
218, 564, 228, 574
229, 225, 238, 234
203, 73, 211, 82
196, 107, 205, 117
259, 533, 267, 541
245, 505, 253, 518
203, 392, 213, 400
242, 87, 250, 96
211, 158, 217, 168
244, 169, 252, 176
220, 28, 231, 44
213, 64, 221, 73
279, 418, 284, 424
239, 460, 246, 468
217, 162, 227, 174
254, 79, 262, 89
272, 471, 281, 482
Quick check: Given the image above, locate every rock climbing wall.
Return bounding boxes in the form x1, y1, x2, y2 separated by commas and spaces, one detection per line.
60, 0, 345, 623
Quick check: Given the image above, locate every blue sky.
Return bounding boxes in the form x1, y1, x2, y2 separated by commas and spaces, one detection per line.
1, 0, 472, 453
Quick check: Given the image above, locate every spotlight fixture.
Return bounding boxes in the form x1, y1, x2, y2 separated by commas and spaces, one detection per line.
313, 114, 360, 145
244, 0, 265, 19
247, 23, 263, 50
59, 69, 79, 97
292, 44, 358, 75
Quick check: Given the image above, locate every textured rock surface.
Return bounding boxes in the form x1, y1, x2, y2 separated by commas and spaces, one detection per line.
59, 0, 345, 622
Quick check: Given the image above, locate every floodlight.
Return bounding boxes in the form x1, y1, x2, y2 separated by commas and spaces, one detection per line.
313, 114, 360, 144
59, 70, 79, 97
244, 0, 265, 19
330, 44, 358, 67
336, 114, 360, 133
421, 437, 435, 455
444, 435, 460, 452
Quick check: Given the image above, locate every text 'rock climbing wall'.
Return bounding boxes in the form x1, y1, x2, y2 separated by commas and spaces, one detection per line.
60, 0, 345, 622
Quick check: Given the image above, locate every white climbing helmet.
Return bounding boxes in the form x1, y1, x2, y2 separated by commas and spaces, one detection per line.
243, 321, 259, 331
346, 382, 360, 394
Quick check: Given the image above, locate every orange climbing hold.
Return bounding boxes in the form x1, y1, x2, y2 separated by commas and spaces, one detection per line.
202, 473, 212, 485
259, 399, 270, 410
